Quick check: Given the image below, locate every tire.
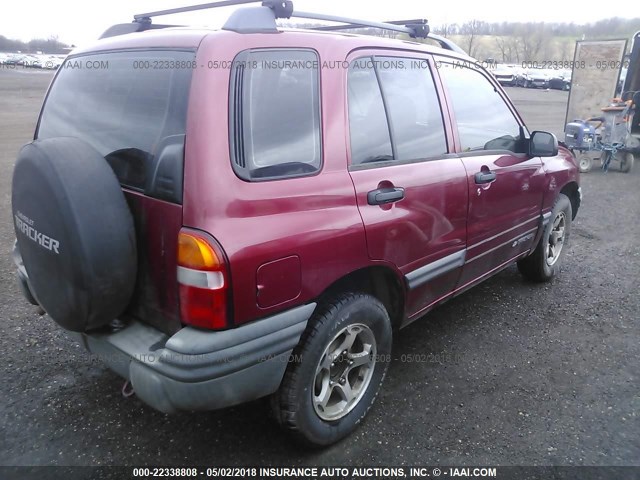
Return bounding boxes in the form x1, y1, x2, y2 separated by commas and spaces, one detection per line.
619, 152, 634, 173
517, 194, 572, 282
11, 137, 137, 332
272, 293, 392, 447
578, 154, 592, 173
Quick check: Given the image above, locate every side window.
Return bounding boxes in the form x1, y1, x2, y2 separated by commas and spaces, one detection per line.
438, 62, 523, 153
347, 56, 448, 166
229, 49, 321, 181
347, 58, 393, 165
376, 57, 448, 161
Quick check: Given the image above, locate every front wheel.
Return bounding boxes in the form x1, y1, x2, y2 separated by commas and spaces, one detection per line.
578, 154, 592, 173
518, 194, 572, 282
271, 293, 392, 447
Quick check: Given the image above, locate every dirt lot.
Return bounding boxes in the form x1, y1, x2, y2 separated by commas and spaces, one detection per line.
0, 69, 638, 467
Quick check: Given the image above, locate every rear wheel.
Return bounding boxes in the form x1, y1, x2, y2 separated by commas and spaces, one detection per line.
619, 152, 634, 173
272, 293, 391, 447
518, 194, 572, 282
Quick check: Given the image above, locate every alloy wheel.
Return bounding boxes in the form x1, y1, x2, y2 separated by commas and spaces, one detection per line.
312, 323, 377, 421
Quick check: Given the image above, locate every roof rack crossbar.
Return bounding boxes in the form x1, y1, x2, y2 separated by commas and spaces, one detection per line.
308, 17, 465, 53
310, 19, 427, 35
134, 0, 292, 22
134, 0, 257, 21
292, 11, 429, 39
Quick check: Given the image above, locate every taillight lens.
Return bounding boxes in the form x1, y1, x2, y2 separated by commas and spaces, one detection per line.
177, 229, 230, 329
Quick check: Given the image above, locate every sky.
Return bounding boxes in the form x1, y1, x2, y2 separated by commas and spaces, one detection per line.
1, 0, 637, 47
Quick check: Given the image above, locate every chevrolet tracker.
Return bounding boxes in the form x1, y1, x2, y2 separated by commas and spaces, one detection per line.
11, 0, 580, 446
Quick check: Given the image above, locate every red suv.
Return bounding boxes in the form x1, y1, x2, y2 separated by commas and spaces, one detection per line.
11, 1, 580, 446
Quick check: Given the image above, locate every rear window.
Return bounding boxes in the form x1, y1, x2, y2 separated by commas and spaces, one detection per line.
37, 50, 194, 202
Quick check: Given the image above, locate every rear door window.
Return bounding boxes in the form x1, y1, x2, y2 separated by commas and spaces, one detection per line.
229, 49, 322, 181
37, 50, 194, 202
348, 56, 448, 166
376, 57, 448, 161
348, 58, 393, 165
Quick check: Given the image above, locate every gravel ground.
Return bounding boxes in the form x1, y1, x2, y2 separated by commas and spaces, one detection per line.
0, 70, 638, 468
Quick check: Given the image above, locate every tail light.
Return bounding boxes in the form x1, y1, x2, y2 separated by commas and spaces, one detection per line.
177, 228, 230, 329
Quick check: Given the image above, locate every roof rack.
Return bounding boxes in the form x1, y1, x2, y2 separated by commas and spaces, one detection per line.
99, 0, 467, 54
310, 18, 465, 54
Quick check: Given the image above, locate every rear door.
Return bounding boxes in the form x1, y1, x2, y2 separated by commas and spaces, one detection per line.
346, 53, 468, 321
436, 60, 546, 289
37, 50, 194, 335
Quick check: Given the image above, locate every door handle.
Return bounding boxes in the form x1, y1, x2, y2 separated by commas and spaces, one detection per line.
474, 170, 497, 184
367, 187, 405, 205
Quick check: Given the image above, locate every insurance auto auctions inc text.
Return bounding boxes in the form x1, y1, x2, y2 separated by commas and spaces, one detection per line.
256, 466, 497, 478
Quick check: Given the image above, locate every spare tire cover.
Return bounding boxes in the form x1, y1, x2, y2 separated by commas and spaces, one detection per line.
12, 137, 137, 332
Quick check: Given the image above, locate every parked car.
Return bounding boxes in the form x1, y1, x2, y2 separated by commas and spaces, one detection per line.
549, 70, 571, 90
11, 0, 581, 447
523, 68, 550, 88
509, 65, 525, 86
492, 64, 516, 86
24, 55, 42, 68
515, 68, 530, 87
4, 54, 27, 65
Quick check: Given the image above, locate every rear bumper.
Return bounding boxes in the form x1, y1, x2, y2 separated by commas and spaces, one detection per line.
71, 303, 315, 413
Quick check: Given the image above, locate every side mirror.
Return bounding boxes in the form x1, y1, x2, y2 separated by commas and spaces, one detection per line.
529, 131, 558, 157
